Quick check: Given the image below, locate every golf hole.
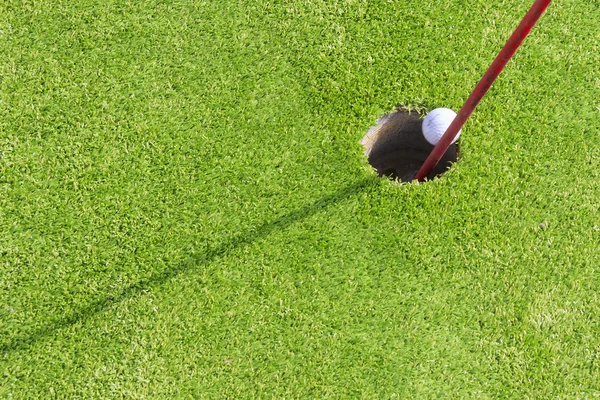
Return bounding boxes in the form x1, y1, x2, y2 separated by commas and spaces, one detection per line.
361, 107, 459, 182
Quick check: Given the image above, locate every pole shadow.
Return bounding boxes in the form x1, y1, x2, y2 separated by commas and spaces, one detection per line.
1, 178, 375, 355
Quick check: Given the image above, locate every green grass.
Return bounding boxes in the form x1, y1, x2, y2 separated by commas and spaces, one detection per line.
1, 0, 600, 397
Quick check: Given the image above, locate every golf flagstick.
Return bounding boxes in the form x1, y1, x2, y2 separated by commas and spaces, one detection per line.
414, 0, 552, 182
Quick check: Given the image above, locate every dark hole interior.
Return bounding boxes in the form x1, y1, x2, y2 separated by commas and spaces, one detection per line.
362, 108, 458, 182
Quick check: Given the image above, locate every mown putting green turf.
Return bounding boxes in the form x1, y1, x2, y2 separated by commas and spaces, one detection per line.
1, 0, 600, 397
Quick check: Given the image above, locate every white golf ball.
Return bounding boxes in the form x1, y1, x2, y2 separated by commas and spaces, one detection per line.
422, 108, 461, 146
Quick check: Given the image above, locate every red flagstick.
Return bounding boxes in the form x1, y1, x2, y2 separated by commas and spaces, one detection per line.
415, 0, 552, 182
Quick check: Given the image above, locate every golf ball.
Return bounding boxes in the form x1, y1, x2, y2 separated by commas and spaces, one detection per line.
422, 108, 461, 146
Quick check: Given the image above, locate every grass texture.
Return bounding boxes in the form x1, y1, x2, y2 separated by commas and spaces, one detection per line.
1, 0, 600, 397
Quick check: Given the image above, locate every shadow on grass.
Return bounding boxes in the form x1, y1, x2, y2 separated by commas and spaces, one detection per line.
1, 178, 375, 355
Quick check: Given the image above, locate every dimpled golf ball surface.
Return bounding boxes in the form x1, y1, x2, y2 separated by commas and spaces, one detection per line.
422, 108, 461, 146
